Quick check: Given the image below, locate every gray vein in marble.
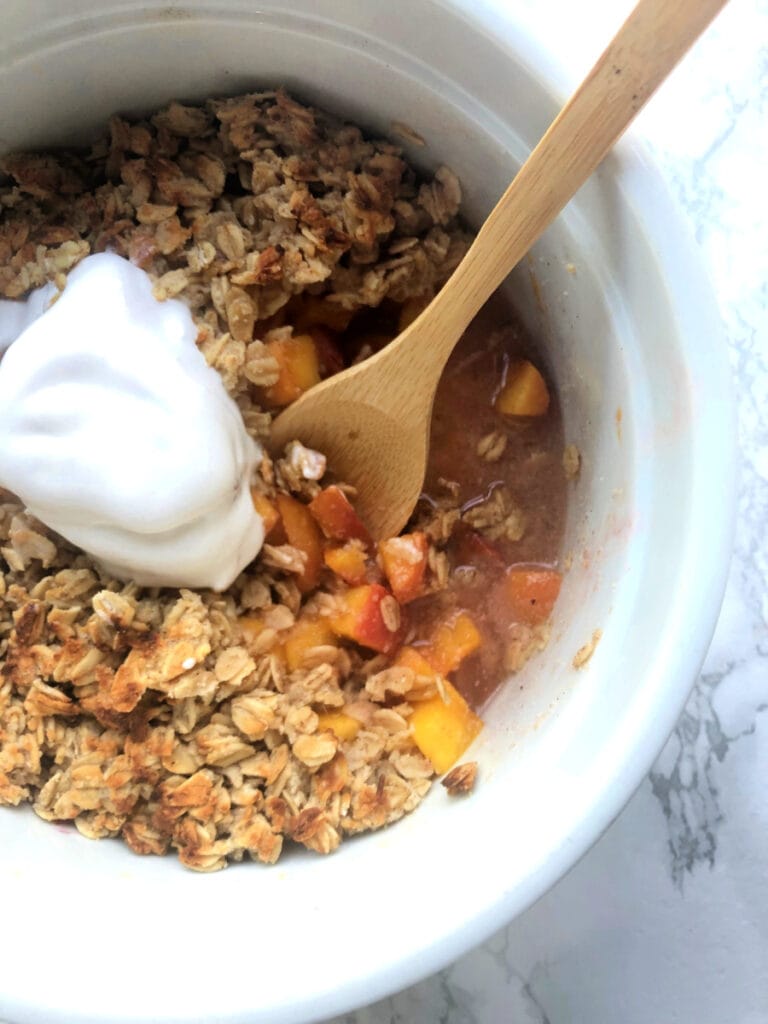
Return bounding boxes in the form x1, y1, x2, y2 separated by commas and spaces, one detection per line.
482, 930, 552, 1024
649, 662, 761, 887
687, 91, 751, 243
639, 16, 768, 892
326, 930, 552, 1024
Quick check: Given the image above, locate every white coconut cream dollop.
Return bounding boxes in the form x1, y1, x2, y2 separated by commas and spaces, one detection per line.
0, 253, 265, 589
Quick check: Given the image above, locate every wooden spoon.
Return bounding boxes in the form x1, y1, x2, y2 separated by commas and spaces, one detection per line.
271, 0, 727, 539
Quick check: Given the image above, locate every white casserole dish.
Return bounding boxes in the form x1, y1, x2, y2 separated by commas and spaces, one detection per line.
0, 2, 734, 1022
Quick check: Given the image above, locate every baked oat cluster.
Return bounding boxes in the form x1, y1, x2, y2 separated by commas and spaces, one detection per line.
0, 90, 477, 870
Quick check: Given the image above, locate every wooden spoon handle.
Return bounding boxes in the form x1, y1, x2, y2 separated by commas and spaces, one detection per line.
423, 0, 728, 348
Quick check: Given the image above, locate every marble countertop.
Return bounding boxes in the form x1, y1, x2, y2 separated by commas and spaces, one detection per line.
331, 1, 768, 1022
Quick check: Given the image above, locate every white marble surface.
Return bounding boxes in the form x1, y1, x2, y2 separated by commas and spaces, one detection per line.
329, 1, 768, 1022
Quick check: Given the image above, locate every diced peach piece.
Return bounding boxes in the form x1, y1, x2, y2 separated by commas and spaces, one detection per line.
329, 584, 402, 654
501, 567, 562, 626
495, 358, 550, 417
395, 646, 437, 676
294, 295, 356, 333
250, 489, 280, 537
309, 486, 371, 545
274, 493, 323, 593
324, 544, 368, 585
316, 710, 361, 742
283, 617, 336, 671
378, 532, 428, 603
263, 333, 321, 407
398, 293, 431, 332
239, 615, 269, 650
449, 524, 506, 575
425, 611, 482, 676
409, 679, 483, 774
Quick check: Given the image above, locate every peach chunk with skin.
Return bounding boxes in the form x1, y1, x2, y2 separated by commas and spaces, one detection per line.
274, 493, 323, 593
309, 485, 371, 544
250, 489, 280, 537
282, 617, 337, 671
495, 358, 550, 417
378, 532, 428, 603
409, 679, 483, 775
395, 629, 484, 774
323, 543, 368, 585
450, 524, 506, 574
263, 333, 321, 407
329, 584, 403, 654
424, 610, 482, 676
500, 567, 562, 626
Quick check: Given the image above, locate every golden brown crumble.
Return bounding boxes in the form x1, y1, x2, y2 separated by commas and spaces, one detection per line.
441, 761, 478, 795
0, 90, 473, 870
572, 629, 602, 669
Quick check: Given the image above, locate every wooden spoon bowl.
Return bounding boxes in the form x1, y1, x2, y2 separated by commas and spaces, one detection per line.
271, 0, 728, 539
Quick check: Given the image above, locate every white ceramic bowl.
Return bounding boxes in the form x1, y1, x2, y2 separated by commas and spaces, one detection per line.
0, 3, 734, 1023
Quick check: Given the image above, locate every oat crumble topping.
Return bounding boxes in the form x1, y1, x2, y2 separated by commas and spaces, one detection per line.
0, 89, 566, 871
441, 761, 478, 795
0, 90, 480, 871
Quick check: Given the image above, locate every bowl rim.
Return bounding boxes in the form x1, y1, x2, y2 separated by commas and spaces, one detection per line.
0, 3, 736, 1023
